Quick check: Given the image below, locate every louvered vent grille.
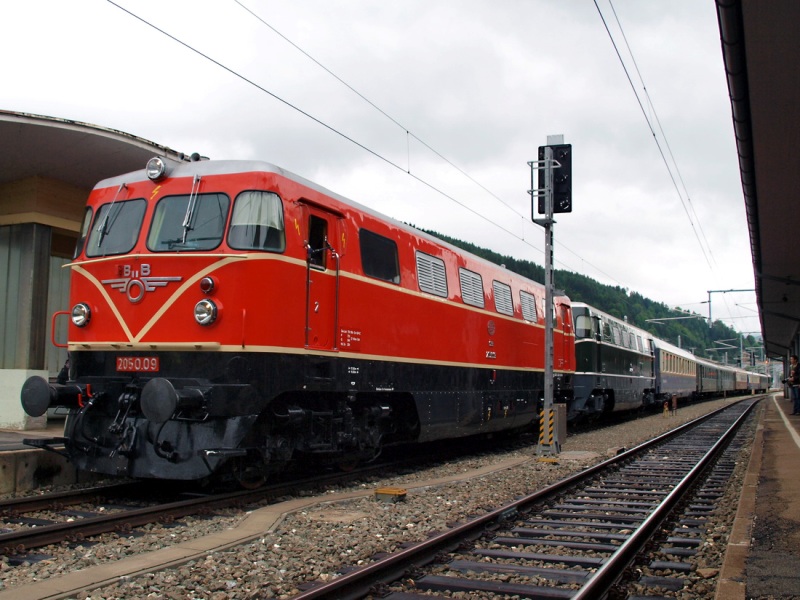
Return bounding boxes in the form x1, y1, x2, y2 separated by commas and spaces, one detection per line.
459, 268, 484, 308
416, 251, 448, 297
493, 281, 514, 316
520, 290, 538, 322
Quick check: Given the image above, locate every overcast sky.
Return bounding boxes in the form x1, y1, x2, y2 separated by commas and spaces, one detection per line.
1, 0, 761, 343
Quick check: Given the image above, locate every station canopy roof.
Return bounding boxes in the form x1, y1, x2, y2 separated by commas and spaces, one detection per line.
717, 0, 800, 358
0, 110, 184, 191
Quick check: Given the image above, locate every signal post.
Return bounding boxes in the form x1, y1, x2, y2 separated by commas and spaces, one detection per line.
530, 135, 571, 456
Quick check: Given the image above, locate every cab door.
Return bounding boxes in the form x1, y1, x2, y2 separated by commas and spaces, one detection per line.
303, 207, 340, 351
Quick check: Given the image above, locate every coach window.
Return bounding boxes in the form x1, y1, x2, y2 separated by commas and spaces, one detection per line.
416, 251, 447, 297
86, 199, 146, 257
228, 191, 285, 252
460, 268, 485, 308
148, 193, 230, 252
359, 229, 400, 283
492, 281, 514, 316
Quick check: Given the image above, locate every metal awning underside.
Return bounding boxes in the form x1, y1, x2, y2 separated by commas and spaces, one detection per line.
717, 0, 800, 357
0, 110, 184, 190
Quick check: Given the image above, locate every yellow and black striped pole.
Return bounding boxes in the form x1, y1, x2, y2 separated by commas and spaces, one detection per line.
537, 407, 559, 456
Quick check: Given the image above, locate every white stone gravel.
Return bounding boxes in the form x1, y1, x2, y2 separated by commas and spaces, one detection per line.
0, 397, 753, 600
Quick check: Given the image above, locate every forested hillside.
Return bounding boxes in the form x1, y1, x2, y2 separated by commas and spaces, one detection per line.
426, 230, 761, 367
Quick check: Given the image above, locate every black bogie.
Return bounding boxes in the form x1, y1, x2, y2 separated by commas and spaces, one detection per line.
47, 349, 547, 482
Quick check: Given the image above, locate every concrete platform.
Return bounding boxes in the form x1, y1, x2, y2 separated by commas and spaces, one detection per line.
716, 394, 800, 599
0, 420, 88, 495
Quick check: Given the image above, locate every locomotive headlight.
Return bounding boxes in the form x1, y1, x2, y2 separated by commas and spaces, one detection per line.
71, 303, 92, 327
194, 299, 218, 326
199, 276, 216, 294
146, 156, 168, 181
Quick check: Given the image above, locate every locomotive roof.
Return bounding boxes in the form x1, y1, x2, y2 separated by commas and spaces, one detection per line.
570, 302, 652, 337
94, 157, 570, 298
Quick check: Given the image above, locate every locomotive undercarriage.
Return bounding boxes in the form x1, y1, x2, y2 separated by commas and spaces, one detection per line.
21, 350, 562, 485
25, 381, 399, 484
21, 352, 408, 484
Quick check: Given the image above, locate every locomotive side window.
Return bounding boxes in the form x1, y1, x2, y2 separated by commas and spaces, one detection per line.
415, 251, 447, 297
520, 290, 537, 322
86, 199, 146, 257
148, 193, 230, 251
307, 215, 328, 269
492, 281, 514, 316
74, 207, 93, 258
228, 191, 285, 252
359, 229, 399, 283
459, 268, 485, 308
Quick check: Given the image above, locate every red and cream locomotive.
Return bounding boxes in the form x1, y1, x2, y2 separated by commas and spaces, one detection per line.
21, 156, 575, 485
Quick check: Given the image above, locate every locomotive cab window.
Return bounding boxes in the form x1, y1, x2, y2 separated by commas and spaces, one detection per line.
575, 314, 593, 338
74, 207, 93, 258
307, 215, 328, 269
359, 229, 400, 283
148, 193, 230, 251
86, 199, 146, 257
228, 191, 285, 252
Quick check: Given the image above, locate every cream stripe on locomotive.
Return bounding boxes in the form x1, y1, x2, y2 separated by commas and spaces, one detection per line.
68, 251, 572, 346
66, 342, 575, 375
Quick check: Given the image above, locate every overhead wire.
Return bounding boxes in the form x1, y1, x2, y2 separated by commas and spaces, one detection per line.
230, 0, 625, 285
607, 1, 717, 268
106, 0, 627, 283
594, 0, 714, 270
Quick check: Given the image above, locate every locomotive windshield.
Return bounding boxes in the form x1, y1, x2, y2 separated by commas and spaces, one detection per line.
85, 199, 146, 257
147, 193, 230, 251
575, 314, 593, 339
227, 191, 285, 252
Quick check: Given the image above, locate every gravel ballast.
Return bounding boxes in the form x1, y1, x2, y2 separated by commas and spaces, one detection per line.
0, 397, 759, 600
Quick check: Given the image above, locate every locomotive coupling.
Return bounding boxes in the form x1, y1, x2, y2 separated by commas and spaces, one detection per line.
20, 376, 85, 417
140, 378, 206, 423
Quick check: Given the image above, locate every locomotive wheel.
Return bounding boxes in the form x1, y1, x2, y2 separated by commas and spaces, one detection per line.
232, 456, 268, 489
336, 458, 360, 472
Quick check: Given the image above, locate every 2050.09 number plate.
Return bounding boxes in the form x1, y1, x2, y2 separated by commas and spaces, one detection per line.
116, 356, 160, 372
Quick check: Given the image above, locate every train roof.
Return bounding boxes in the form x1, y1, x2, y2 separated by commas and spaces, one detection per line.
93, 157, 571, 300
650, 336, 697, 360
570, 302, 652, 337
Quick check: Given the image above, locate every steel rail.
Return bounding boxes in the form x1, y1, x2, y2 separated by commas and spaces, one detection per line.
0, 456, 416, 556
572, 397, 757, 599
290, 397, 761, 599
0, 482, 141, 514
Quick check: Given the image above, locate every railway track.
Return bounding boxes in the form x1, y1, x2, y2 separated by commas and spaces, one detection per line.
291, 397, 760, 599
0, 458, 428, 561
0, 433, 529, 562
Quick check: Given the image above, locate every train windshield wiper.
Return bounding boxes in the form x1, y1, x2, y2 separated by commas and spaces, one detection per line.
95, 183, 127, 249
181, 175, 202, 244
